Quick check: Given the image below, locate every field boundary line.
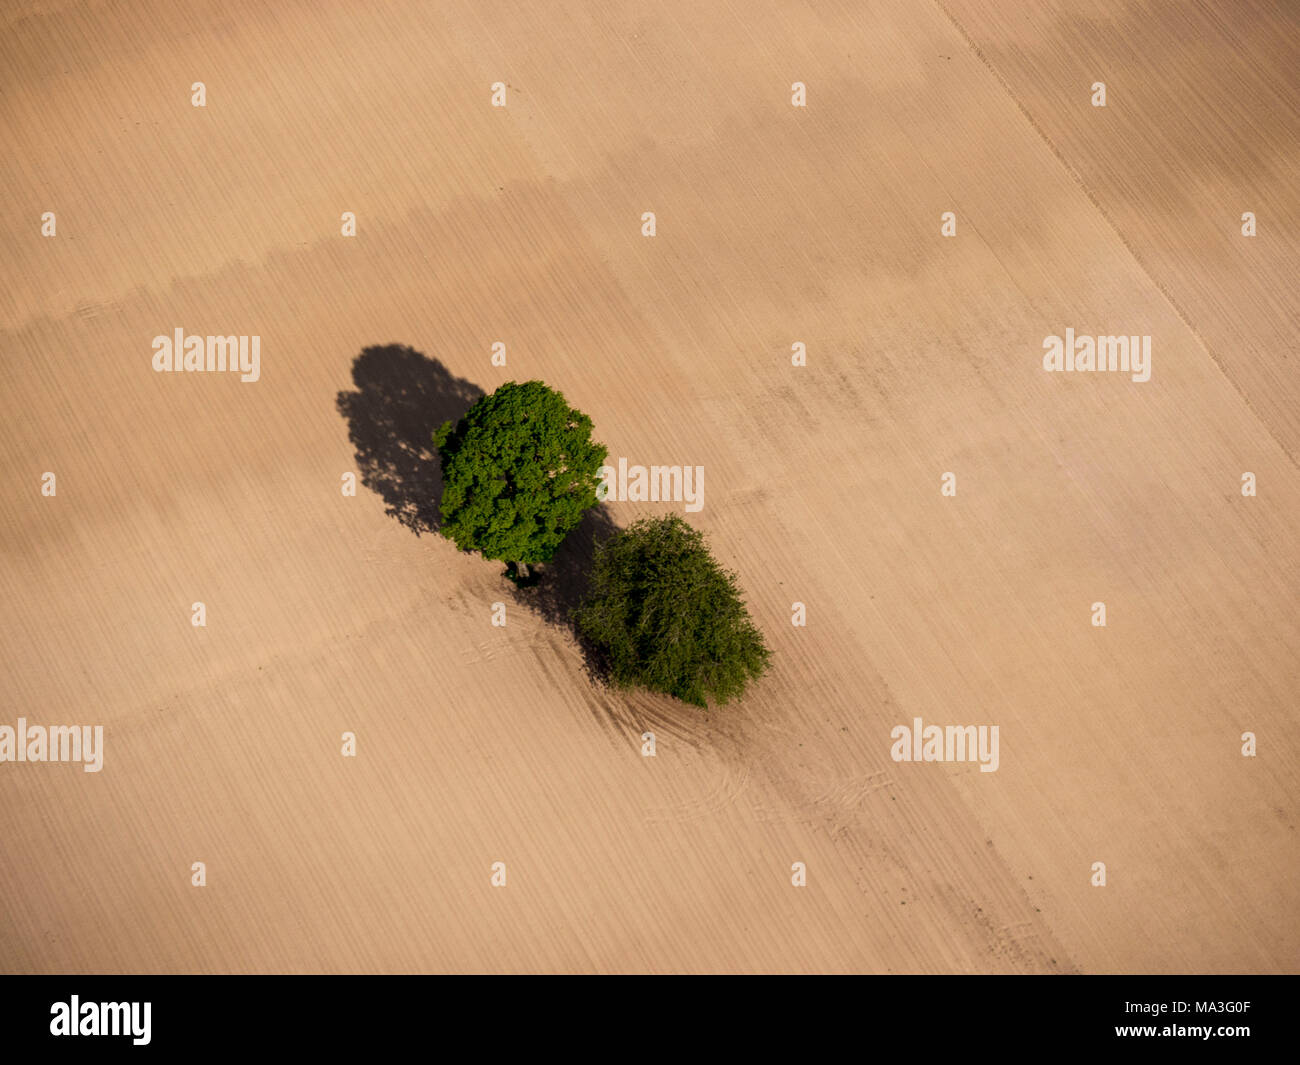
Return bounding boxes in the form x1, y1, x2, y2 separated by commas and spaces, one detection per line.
932, 0, 1299, 472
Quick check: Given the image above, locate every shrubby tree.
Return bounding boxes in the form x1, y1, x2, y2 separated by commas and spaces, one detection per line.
435, 380, 606, 581
575, 515, 770, 707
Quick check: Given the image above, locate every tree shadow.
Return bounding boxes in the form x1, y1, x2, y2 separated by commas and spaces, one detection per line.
511, 503, 622, 682
337, 346, 620, 680
336, 344, 483, 535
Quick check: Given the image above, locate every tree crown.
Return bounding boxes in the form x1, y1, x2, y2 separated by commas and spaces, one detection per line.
435, 380, 607, 565
575, 515, 770, 707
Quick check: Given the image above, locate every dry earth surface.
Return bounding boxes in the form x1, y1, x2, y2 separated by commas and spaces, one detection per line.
1, 0, 1297, 972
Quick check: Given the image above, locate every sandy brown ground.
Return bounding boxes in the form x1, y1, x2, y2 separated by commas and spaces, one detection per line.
1, 0, 1297, 973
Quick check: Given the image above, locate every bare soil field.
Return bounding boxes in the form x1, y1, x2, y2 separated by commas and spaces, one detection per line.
2, 0, 1296, 973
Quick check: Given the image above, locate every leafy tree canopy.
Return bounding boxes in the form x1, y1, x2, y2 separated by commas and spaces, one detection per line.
575, 515, 770, 707
435, 381, 606, 569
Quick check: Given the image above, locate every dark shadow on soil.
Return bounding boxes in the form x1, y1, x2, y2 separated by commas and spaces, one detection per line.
510, 503, 622, 683
335, 344, 483, 535
336, 344, 619, 680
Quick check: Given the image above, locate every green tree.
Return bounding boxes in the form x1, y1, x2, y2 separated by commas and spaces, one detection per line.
434, 381, 606, 581
574, 515, 770, 707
